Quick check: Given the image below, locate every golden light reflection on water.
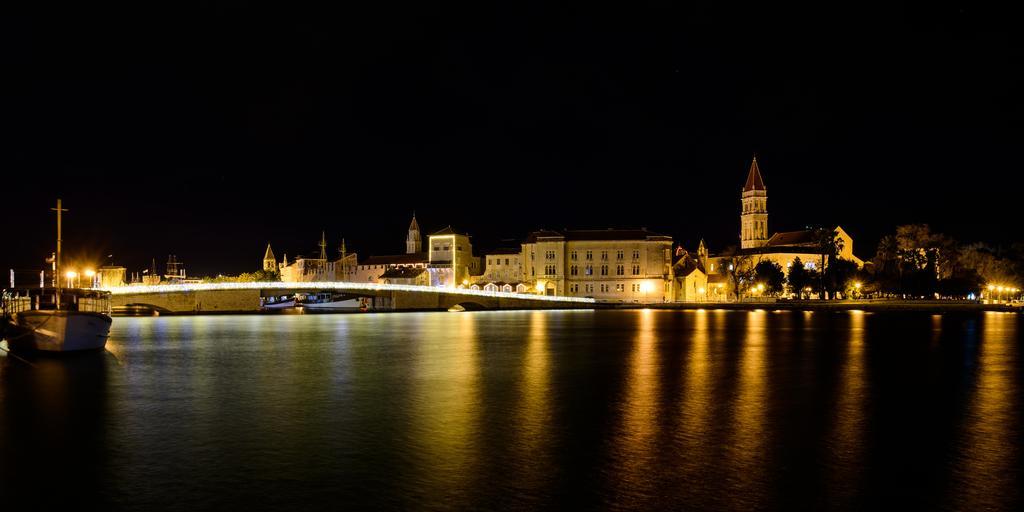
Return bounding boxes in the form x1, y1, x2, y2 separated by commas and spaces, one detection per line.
955, 312, 1019, 510
829, 310, 867, 500
409, 312, 481, 499
519, 312, 549, 442
607, 309, 660, 502
511, 311, 552, 489
727, 310, 768, 498
676, 309, 713, 486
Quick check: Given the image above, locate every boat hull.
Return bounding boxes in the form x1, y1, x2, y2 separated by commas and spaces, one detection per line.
6, 310, 111, 353
300, 299, 364, 311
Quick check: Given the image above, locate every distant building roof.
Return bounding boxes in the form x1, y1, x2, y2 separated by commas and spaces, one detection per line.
765, 230, 818, 247
486, 248, 521, 256
524, 228, 672, 243
431, 226, 469, 237
379, 267, 427, 279
264, 243, 275, 261
743, 155, 766, 192
408, 214, 420, 233
360, 253, 428, 266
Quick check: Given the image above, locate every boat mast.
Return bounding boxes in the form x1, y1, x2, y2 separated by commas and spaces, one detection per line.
52, 199, 68, 308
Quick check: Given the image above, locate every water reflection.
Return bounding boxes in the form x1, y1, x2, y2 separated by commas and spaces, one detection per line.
726, 310, 769, 506
954, 312, 1020, 510
511, 311, 552, 496
829, 310, 868, 504
608, 309, 660, 505
407, 312, 481, 507
0, 352, 112, 507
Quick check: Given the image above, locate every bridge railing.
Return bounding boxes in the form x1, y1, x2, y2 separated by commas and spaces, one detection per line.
101, 281, 597, 304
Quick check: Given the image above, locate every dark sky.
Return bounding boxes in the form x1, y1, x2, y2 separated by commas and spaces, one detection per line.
3, 1, 1022, 277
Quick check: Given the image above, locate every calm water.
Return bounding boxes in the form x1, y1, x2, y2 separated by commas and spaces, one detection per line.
1, 310, 1021, 510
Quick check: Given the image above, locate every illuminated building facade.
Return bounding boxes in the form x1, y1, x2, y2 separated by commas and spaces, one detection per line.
427, 226, 481, 287
273, 233, 358, 283
522, 228, 674, 302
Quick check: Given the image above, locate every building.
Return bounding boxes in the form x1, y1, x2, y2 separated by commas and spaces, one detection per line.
406, 214, 422, 254
378, 267, 430, 286
521, 228, 674, 302
427, 226, 481, 287
671, 246, 709, 302
354, 215, 430, 283
706, 156, 863, 295
468, 248, 526, 292
97, 266, 127, 288
274, 232, 358, 283
263, 244, 276, 272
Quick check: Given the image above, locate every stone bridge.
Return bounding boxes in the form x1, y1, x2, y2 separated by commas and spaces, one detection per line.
103, 282, 595, 314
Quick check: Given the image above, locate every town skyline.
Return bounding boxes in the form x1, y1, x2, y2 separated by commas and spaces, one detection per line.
3, 150, 1021, 279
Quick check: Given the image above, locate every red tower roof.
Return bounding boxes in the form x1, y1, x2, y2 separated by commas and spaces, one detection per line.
743, 155, 766, 191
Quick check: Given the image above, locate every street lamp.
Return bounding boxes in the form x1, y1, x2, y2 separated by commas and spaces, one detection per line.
854, 281, 862, 299
85, 269, 96, 288
65, 270, 78, 289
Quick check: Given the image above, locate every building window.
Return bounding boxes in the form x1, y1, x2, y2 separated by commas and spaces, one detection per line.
616, 265, 624, 275
616, 250, 624, 260
504, 258, 509, 265
632, 265, 640, 275
585, 265, 593, 276
545, 250, 555, 260
616, 284, 624, 292
601, 251, 608, 261
586, 251, 593, 260
570, 265, 578, 276
601, 265, 608, 276
571, 251, 577, 261
633, 250, 640, 259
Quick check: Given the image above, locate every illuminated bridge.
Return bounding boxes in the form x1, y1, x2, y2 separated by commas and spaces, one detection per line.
102, 281, 596, 314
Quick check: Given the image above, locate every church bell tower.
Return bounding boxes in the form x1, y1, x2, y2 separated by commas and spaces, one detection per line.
406, 213, 422, 254
740, 155, 768, 249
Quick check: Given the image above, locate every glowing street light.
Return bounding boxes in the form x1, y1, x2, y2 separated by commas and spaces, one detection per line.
65, 270, 78, 288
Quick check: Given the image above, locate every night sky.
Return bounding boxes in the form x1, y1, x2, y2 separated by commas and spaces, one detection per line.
3, 1, 1022, 277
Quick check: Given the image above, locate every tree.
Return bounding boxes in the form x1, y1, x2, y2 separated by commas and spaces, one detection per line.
787, 257, 812, 298
753, 260, 785, 296
824, 258, 859, 298
717, 246, 752, 300
812, 227, 844, 299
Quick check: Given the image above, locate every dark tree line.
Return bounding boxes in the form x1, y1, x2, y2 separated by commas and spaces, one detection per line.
867, 224, 1021, 298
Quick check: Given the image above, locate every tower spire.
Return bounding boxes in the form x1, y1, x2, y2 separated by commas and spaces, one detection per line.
263, 243, 276, 271
743, 154, 766, 192
319, 231, 327, 260
406, 213, 422, 254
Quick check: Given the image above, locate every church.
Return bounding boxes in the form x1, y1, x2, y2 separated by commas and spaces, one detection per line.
704, 156, 863, 297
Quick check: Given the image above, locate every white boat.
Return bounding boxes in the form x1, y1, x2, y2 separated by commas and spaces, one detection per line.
3, 289, 112, 353
297, 292, 368, 311
261, 296, 297, 310
1, 199, 113, 354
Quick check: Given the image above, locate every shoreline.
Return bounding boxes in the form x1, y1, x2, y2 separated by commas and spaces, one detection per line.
615, 300, 1022, 313
108, 300, 1023, 316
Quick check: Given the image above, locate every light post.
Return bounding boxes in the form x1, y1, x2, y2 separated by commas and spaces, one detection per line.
65, 270, 78, 289
854, 281, 862, 300
85, 269, 96, 288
